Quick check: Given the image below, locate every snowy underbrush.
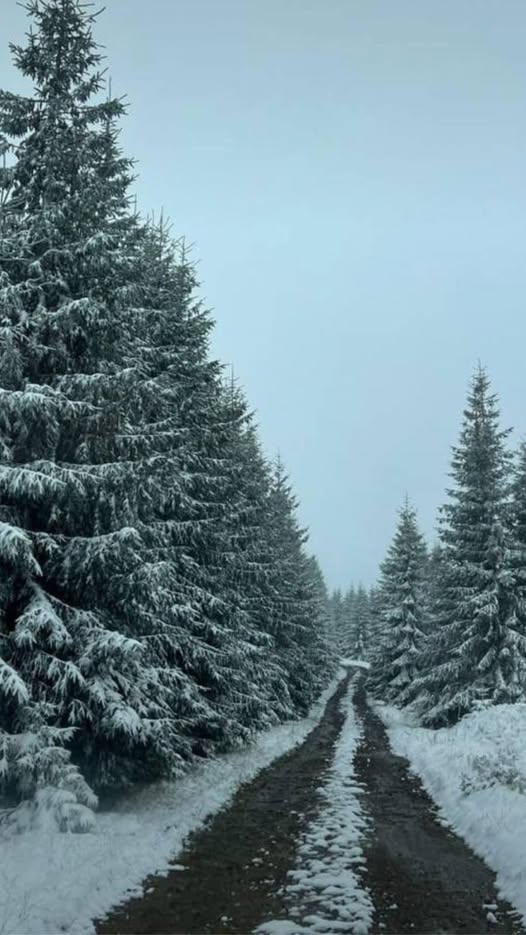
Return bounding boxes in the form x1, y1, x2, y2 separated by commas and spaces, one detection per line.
375, 699, 526, 925
258, 677, 373, 935
0, 671, 345, 935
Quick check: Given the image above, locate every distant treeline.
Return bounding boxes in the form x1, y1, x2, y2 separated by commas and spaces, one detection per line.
333, 365, 526, 726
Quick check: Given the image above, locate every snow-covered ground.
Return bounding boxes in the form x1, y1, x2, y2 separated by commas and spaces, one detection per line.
0, 672, 345, 935
340, 658, 370, 671
258, 678, 373, 935
375, 699, 526, 926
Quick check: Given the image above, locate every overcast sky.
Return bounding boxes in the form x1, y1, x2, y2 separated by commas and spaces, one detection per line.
2, 1, 526, 589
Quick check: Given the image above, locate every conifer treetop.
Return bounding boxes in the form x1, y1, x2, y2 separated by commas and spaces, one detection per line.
0, 0, 134, 230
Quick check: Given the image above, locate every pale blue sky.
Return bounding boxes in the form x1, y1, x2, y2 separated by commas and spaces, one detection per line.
2, 1, 526, 588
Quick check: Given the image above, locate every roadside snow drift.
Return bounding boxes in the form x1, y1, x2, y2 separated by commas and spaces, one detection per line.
0, 673, 345, 935
258, 678, 373, 935
376, 700, 526, 926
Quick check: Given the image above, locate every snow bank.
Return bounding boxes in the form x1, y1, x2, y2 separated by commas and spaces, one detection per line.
375, 700, 526, 925
0, 672, 346, 935
340, 658, 370, 670
258, 678, 373, 934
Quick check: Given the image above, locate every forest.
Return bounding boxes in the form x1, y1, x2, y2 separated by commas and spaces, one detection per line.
0, 1, 525, 885
2, 3, 526, 933
0, 0, 335, 832
333, 365, 526, 726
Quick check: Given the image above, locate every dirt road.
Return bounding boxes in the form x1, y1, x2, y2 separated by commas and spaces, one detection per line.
96, 676, 523, 935
97, 677, 349, 934
353, 685, 522, 934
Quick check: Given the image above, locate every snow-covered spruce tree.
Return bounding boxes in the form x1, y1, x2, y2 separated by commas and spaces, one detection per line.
0, 0, 337, 822
328, 584, 371, 660
508, 441, 526, 679
420, 543, 442, 636
212, 396, 300, 728
306, 554, 334, 662
214, 412, 337, 720
366, 585, 384, 660
107, 225, 272, 761
121, 226, 334, 748
329, 589, 345, 655
181, 377, 296, 739
0, 525, 97, 832
260, 459, 335, 713
513, 443, 526, 561
351, 585, 371, 660
369, 500, 427, 703
155, 368, 336, 732
335, 586, 359, 659
340, 587, 357, 657
512, 443, 526, 599
413, 368, 526, 725
0, 0, 184, 818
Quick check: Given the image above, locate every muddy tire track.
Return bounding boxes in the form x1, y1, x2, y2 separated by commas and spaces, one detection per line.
354, 683, 523, 935
96, 677, 349, 935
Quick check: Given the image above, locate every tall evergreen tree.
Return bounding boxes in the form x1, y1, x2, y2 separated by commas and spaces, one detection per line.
329, 589, 345, 655
0, 0, 337, 827
306, 554, 335, 669
107, 225, 271, 763
341, 586, 357, 657
329, 583, 372, 661
508, 440, 526, 683
413, 368, 526, 724
370, 500, 427, 703
263, 459, 335, 712
195, 381, 297, 734
420, 543, 441, 636
366, 585, 384, 661
0, 0, 174, 825
351, 585, 370, 660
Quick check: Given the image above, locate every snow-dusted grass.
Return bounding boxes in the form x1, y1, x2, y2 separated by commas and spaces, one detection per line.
375, 699, 526, 925
258, 678, 373, 935
0, 672, 345, 935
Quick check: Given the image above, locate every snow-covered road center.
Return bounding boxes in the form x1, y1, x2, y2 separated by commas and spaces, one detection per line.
257, 677, 373, 935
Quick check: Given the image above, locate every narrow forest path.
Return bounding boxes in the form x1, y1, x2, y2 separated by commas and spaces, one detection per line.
95, 676, 524, 935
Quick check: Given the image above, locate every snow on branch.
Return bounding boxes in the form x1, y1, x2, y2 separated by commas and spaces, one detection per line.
0, 522, 41, 576
0, 659, 29, 706
13, 585, 72, 653
0, 464, 66, 503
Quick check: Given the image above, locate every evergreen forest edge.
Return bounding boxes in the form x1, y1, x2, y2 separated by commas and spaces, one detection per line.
1, 1, 523, 834
0, 0, 334, 832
